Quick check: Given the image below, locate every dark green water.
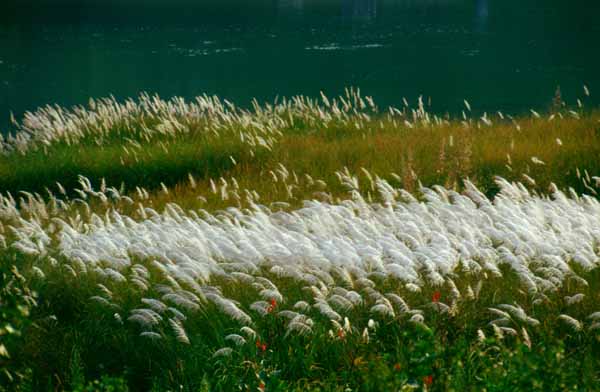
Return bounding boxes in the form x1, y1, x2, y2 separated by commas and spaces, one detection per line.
1, 0, 599, 131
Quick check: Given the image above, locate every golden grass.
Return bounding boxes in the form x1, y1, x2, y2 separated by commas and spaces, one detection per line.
1, 93, 598, 218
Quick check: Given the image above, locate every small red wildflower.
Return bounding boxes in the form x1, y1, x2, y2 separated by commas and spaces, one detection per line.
393, 363, 401, 371
337, 329, 345, 339
255, 340, 267, 351
270, 298, 277, 308
256, 340, 267, 352
423, 375, 433, 386
432, 291, 441, 303
258, 381, 265, 391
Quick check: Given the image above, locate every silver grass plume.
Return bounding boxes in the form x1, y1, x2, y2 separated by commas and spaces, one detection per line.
558, 315, 582, 331
212, 347, 233, 358
225, 334, 247, 346
169, 318, 190, 344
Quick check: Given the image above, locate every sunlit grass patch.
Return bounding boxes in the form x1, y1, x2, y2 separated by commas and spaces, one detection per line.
1, 91, 599, 206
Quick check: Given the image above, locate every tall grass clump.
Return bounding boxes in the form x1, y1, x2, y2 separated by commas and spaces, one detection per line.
0, 88, 598, 206
0, 88, 599, 390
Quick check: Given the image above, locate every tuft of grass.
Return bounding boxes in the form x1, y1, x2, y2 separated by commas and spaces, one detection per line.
1, 94, 599, 214
1, 92, 600, 391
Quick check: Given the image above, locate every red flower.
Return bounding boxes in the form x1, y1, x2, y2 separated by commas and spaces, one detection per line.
256, 340, 267, 352
267, 299, 277, 313
337, 329, 345, 339
423, 375, 433, 386
432, 291, 441, 303
393, 363, 401, 371
258, 381, 265, 391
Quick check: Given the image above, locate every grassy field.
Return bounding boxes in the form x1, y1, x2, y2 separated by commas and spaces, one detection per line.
1, 90, 600, 391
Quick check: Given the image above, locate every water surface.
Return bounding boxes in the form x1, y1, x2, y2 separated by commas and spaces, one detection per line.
1, 0, 599, 131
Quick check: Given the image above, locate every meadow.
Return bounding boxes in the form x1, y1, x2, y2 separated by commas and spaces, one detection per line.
1, 89, 600, 391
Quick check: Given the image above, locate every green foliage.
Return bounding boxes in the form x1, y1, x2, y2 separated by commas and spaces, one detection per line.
0, 256, 37, 390
71, 375, 129, 392
11, 264, 598, 391
1, 97, 600, 390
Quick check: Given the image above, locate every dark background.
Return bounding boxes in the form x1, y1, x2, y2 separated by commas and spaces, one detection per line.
1, 0, 599, 132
